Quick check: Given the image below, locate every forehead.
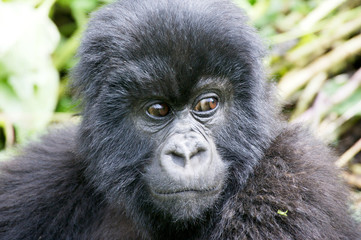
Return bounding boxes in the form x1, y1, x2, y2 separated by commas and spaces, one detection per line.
117, 56, 232, 104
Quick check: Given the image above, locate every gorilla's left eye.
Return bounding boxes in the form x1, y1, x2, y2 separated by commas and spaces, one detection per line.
194, 97, 218, 112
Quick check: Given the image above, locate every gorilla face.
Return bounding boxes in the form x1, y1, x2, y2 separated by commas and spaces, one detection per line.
74, 0, 276, 224
138, 79, 230, 220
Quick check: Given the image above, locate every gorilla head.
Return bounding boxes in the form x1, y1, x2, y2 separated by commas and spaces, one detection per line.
73, 0, 276, 223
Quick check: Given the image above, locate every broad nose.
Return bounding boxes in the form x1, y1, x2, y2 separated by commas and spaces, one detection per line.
159, 132, 211, 174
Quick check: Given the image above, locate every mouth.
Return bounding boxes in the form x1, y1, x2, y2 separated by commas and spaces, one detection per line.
148, 182, 224, 220
152, 184, 222, 196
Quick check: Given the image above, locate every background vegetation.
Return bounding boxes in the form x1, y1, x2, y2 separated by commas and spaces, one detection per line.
1, 0, 361, 222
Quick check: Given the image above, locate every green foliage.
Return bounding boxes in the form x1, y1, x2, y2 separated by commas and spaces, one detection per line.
0, 0, 116, 150
321, 76, 361, 119
236, 0, 361, 148
0, 1, 59, 145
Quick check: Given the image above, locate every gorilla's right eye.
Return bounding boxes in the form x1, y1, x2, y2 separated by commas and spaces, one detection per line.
147, 103, 170, 117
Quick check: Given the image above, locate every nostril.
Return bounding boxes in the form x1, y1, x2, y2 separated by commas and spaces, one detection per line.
166, 151, 186, 167
162, 143, 210, 169
190, 147, 207, 160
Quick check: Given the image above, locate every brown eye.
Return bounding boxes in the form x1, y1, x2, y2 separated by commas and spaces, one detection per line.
147, 103, 170, 117
194, 97, 218, 112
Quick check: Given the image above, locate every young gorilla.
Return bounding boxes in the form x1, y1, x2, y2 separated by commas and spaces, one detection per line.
0, 0, 359, 239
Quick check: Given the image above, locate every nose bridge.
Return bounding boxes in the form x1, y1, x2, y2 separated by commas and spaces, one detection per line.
176, 132, 200, 159
173, 110, 194, 134
170, 134, 195, 167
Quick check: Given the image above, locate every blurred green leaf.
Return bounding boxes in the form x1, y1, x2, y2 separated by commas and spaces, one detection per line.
0, 1, 60, 142
331, 89, 361, 116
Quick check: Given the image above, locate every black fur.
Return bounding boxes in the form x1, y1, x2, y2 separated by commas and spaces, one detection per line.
0, 0, 359, 239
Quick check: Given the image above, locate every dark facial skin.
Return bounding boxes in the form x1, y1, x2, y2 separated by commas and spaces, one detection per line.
134, 78, 230, 220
